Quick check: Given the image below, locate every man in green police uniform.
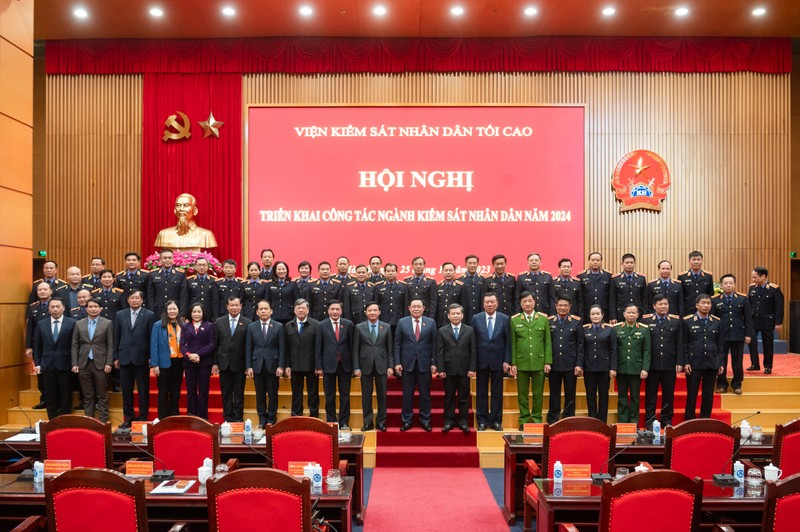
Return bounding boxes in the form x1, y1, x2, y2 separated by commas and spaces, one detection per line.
510, 291, 552, 428
612, 303, 651, 424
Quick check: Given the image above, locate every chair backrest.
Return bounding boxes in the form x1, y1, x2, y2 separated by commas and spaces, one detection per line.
45, 468, 148, 532
541, 417, 616, 478
265, 417, 339, 476
600, 470, 703, 532
148, 416, 219, 476
664, 419, 740, 479
207, 468, 311, 532
774, 420, 800, 475
40, 415, 113, 469
764, 472, 800, 532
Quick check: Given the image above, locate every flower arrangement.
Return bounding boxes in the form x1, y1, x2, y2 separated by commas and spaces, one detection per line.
144, 251, 224, 276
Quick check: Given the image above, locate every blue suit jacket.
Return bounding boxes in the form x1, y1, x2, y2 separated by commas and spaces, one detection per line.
394, 315, 437, 372
33, 317, 76, 372
114, 307, 156, 366
149, 322, 177, 369
245, 320, 286, 374
471, 311, 512, 371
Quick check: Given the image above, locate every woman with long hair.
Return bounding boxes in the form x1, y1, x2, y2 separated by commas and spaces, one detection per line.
149, 300, 183, 418
180, 303, 217, 419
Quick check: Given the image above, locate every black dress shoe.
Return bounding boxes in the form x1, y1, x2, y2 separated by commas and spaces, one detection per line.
491, 423, 504, 431
458, 423, 470, 433
400, 422, 412, 432
746, 365, 760, 371
421, 422, 432, 432
764, 368, 773, 374
377, 424, 387, 432
477, 423, 486, 431
442, 423, 453, 433
32, 401, 46, 410
360, 424, 374, 432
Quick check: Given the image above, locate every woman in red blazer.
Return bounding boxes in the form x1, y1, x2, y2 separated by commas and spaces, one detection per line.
180, 303, 218, 419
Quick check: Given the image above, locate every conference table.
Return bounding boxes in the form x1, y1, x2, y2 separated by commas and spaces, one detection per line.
0, 430, 366, 526
501, 433, 774, 524
0, 473, 353, 532
533, 478, 764, 532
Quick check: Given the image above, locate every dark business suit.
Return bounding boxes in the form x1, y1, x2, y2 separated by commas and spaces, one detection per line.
353, 320, 394, 428
712, 293, 753, 391
180, 321, 218, 419
471, 311, 511, 428
246, 319, 286, 427
147, 268, 187, 319
581, 323, 617, 423
641, 313, 682, 427
214, 314, 252, 422
33, 317, 76, 419
394, 315, 437, 425
285, 318, 322, 417
318, 318, 355, 426
436, 323, 477, 428
547, 315, 584, 423
114, 307, 156, 421
71, 316, 114, 422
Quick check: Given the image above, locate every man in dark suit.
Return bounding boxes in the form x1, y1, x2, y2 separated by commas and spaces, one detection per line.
471, 292, 511, 431
436, 304, 477, 433
713, 274, 753, 394
70, 299, 114, 422
318, 300, 355, 428
246, 299, 286, 428
394, 298, 438, 431
284, 298, 322, 417
33, 298, 76, 419
353, 302, 394, 431
747, 265, 784, 374
214, 296, 252, 422
114, 290, 156, 427
26, 282, 53, 410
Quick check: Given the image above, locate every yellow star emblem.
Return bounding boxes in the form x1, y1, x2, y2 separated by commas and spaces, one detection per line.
198, 112, 224, 138
630, 157, 651, 176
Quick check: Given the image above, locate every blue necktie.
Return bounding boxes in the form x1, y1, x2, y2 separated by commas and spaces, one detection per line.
298, 321, 303, 334
487, 316, 494, 338
88, 320, 96, 359
453, 326, 459, 339
230, 318, 236, 336
371, 323, 378, 342
52, 320, 60, 341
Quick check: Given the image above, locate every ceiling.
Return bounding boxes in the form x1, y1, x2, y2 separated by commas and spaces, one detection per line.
35, 0, 800, 41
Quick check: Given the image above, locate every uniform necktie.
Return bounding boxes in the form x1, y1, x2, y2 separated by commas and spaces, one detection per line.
371, 323, 378, 342
487, 316, 494, 338
230, 318, 236, 336
262, 321, 268, 340
127, 272, 133, 281
627, 275, 633, 283
416, 277, 421, 284
453, 326, 459, 339
594, 325, 600, 333
726, 295, 732, 305
662, 280, 669, 290
559, 318, 565, 327
527, 315, 532, 323
414, 319, 421, 341
334, 321, 340, 341
52, 320, 60, 340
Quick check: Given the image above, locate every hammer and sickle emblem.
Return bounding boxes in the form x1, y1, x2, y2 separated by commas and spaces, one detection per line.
163, 111, 192, 142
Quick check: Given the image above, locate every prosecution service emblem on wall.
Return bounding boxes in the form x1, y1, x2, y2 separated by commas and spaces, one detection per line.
611, 150, 670, 213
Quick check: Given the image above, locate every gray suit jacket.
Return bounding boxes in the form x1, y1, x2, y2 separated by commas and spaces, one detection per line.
352, 320, 394, 375
71, 317, 115, 370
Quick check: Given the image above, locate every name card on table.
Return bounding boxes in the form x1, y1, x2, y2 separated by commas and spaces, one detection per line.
288, 462, 317, 477
43, 460, 71, 476
229, 422, 244, 434
615, 423, 638, 435
126, 461, 154, 478
523, 423, 544, 436
561, 482, 593, 496
562, 464, 592, 480
131, 421, 149, 434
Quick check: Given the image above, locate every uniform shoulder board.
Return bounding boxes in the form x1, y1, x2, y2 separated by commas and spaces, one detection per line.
116, 270, 126, 276
680, 270, 690, 276
374, 280, 385, 286
209, 275, 220, 281
674, 279, 682, 284
570, 276, 579, 282
749, 282, 757, 287
29, 301, 39, 307
454, 280, 463, 285
769, 283, 780, 289
424, 276, 434, 281
403, 276, 413, 282
668, 314, 680, 319
236, 277, 245, 282
541, 271, 551, 275
366, 281, 375, 287
33, 278, 44, 284
518, 271, 530, 277
537, 312, 548, 319
91, 288, 101, 294
683, 314, 695, 320
602, 269, 612, 274
711, 294, 721, 299
70, 306, 80, 312
736, 292, 747, 297
397, 280, 407, 285
187, 274, 197, 280
512, 313, 521, 318
570, 314, 581, 321
705, 271, 713, 276
331, 278, 341, 284
347, 281, 356, 286
548, 315, 556, 321
113, 288, 124, 293
637, 323, 649, 328
583, 323, 591, 328
643, 313, 654, 318
709, 315, 721, 321
602, 323, 612, 328
613, 322, 624, 327
611, 273, 621, 278
174, 267, 185, 272
636, 271, 645, 277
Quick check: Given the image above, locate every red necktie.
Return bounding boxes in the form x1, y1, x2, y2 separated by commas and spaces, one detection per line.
415, 319, 421, 341
334, 321, 340, 341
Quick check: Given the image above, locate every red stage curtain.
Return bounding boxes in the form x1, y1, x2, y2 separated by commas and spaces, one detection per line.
141, 74, 242, 267
46, 37, 791, 75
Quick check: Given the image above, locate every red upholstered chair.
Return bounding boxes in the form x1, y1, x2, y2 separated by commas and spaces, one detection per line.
664, 418, 740, 479
559, 470, 703, 532
522, 417, 616, 532
264, 416, 347, 476
40, 415, 113, 469
147, 416, 237, 476
773, 420, 800, 476
207, 468, 312, 532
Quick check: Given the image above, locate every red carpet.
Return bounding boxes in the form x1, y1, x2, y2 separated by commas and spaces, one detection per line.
365, 467, 508, 531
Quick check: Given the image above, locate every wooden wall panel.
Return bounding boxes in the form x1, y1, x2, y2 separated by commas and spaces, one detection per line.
44, 75, 142, 273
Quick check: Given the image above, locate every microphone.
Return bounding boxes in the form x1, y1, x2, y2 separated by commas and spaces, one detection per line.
637, 403, 671, 437
127, 438, 174, 482
558, 401, 574, 421
108, 413, 132, 436
732, 411, 761, 426
0, 439, 34, 480
9, 398, 36, 434
713, 434, 751, 486
591, 437, 639, 484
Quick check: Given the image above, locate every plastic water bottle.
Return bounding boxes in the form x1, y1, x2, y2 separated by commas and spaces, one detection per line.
734, 460, 745, 483
33, 461, 43, 484
652, 419, 661, 436
553, 460, 563, 482
244, 418, 253, 444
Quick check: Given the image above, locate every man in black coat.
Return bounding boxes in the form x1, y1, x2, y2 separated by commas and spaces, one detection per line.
33, 298, 76, 419
318, 300, 354, 428
113, 290, 156, 427
436, 304, 477, 433
214, 296, 252, 422
284, 298, 322, 417
246, 299, 286, 428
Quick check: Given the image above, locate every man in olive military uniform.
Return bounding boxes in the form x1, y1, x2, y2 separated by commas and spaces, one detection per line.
577, 252, 612, 322
548, 258, 582, 317
147, 249, 187, 319
546, 298, 584, 423
114, 252, 150, 308
642, 294, 682, 428
29, 260, 66, 304
682, 294, 724, 419
375, 263, 407, 335
182, 257, 218, 319
404, 256, 437, 318
713, 274, 753, 394
515, 252, 552, 315
435, 263, 466, 327
82, 257, 106, 290
92, 270, 125, 321
677, 250, 714, 318
482, 254, 516, 317
613, 304, 651, 424
458, 254, 485, 322
214, 259, 243, 320
301, 261, 344, 321
747, 266, 784, 374
609, 253, 647, 323
343, 265, 375, 324
645, 260, 683, 316
510, 291, 552, 427
56, 266, 95, 312
368, 256, 386, 284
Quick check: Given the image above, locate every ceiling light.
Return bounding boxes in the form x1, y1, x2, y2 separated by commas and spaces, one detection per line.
602, 6, 616, 16
221, 6, 236, 17
524, 6, 538, 17
451, 6, 464, 16
675, 6, 689, 17
149, 7, 164, 18
73, 7, 88, 19
373, 5, 387, 16
752, 7, 766, 16
299, 5, 314, 17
